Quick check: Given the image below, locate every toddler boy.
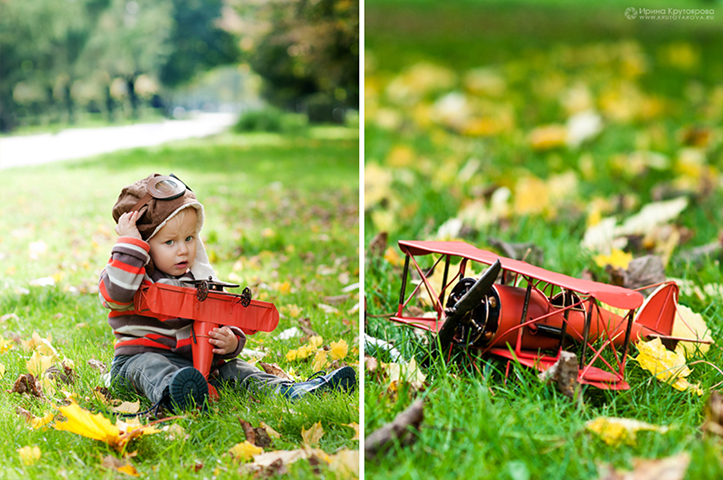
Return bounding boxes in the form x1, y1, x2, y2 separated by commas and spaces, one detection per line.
99, 173, 355, 411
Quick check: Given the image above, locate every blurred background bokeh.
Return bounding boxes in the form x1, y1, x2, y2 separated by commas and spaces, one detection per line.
365, 0, 722, 250
0, 0, 359, 134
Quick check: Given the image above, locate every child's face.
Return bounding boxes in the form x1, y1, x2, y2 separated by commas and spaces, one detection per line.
148, 208, 198, 276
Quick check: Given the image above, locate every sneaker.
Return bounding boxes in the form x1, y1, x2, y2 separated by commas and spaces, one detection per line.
162, 367, 209, 412
279, 366, 356, 400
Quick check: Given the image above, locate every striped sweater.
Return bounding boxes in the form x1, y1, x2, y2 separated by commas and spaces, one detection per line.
99, 236, 245, 360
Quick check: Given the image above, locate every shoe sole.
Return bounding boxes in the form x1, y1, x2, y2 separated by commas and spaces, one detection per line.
168, 367, 208, 411
325, 366, 356, 393
286, 366, 357, 400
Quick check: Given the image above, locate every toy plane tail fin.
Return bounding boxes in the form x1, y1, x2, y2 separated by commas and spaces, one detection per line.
634, 282, 678, 338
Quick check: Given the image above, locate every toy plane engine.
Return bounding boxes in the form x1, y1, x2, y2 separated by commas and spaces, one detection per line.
444, 274, 679, 352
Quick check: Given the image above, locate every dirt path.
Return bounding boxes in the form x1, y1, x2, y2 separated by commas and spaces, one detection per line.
0, 113, 236, 170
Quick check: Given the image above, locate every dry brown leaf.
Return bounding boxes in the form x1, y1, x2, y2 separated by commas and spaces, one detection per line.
702, 391, 723, 436
365, 356, 379, 374
246, 448, 330, 468
539, 351, 579, 399
238, 418, 271, 447
93, 386, 112, 404
112, 401, 140, 414
10, 373, 45, 399
489, 237, 544, 265
323, 294, 351, 305
101, 455, 140, 477
0, 313, 20, 323
88, 359, 108, 375
365, 399, 424, 459
239, 418, 256, 444
597, 452, 690, 480
617, 255, 667, 290
298, 317, 318, 336
367, 231, 388, 257
240, 458, 288, 477
258, 362, 293, 381
163, 424, 189, 441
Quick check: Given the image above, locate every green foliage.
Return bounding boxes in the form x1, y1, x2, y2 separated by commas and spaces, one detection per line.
0, 127, 359, 477
229, 0, 360, 117
159, 0, 240, 88
0, 0, 237, 132
233, 107, 309, 134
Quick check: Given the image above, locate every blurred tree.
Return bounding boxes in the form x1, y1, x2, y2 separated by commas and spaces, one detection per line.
0, 0, 110, 131
224, 0, 359, 121
0, 0, 235, 131
80, 0, 174, 119
159, 0, 241, 90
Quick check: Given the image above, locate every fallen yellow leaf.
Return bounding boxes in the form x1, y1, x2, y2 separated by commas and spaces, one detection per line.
287, 304, 303, 318
593, 248, 633, 269
384, 358, 427, 390
54, 401, 120, 443
383, 247, 403, 266
330, 339, 349, 361
673, 304, 713, 357
53, 401, 158, 450
229, 441, 263, 462
20, 331, 57, 356
18, 445, 41, 465
117, 465, 140, 477
0, 363, 5, 379
529, 124, 567, 151
312, 350, 328, 372
112, 401, 140, 414
344, 422, 359, 441
26, 351, 54, 377
246, 448, 330, 469
329, 449, 359, 479
309, 336, 324, 349
30, 412, 55, 429
586, 416, 668, 446
296, 344, 316, 360
101, 455, 140, 477
301, 421, 324, 447
635, 337, 702, 395
0, 337, 13, 354
513, 175, 550, 216
260, 421, 281, 439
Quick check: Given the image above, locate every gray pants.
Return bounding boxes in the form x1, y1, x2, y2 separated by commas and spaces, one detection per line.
111, 352, 290, 404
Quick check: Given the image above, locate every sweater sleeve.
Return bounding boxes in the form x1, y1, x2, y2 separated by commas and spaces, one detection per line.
214, 326, 247, 360
98, 236, 151, 310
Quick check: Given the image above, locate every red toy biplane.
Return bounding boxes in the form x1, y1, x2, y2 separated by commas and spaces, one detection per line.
391, 240, 707, 390
134, 277, 279, 398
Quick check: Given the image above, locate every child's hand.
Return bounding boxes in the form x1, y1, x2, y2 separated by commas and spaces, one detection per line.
115, 211, 142, 239
208, 327, 238, 355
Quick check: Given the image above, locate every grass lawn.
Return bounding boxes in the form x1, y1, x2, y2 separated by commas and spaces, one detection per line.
365, 1, 723, 479
0, 126, 360, 478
